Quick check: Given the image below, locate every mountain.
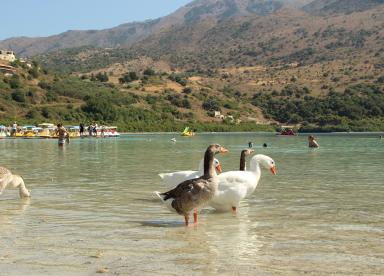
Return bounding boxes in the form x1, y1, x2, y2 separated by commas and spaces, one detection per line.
0, 0, 311, 57
303, 0, 384, 15
35, 1, 384, 73
1, 0, 383, 132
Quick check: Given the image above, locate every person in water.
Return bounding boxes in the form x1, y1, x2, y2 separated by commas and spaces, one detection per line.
263, 143, 268, 148
248, 142, 253, 148
79, 123, 85, 137
56, 123, 69, 146
308, 135, 320, 148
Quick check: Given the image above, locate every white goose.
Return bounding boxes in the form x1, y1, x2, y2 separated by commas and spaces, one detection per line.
209, 154, 277, 213
0, 167, 30, 198
158, 158, 222, 189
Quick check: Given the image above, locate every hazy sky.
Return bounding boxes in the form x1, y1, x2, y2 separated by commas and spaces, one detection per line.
1, 0, 192, 40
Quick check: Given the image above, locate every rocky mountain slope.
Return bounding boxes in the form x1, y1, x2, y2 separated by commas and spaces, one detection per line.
303, 0, 384, 15
0, 0, 311, 57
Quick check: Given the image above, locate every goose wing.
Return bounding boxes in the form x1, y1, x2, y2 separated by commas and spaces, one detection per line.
161, 177, 205, 201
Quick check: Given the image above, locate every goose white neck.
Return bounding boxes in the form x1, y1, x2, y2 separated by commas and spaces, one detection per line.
250, 158, 261, 175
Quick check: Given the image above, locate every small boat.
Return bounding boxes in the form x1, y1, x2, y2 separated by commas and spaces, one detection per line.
66, 126, 81, 138
17, 125, 38, 138
103, 126, 120, 137
181, 127, 195, 137
277, 126, 297, 136
37, 123, 56, 138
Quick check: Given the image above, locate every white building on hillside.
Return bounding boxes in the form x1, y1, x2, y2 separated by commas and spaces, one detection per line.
0, 50, 16, 62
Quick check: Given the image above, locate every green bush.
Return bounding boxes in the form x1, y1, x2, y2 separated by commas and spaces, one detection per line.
9, 75, 21, 89
202, 98, 220, 111
95, 72, 109, 82
11, 89, 26, 102
82, 96, 118, 121
119, 71, 139, 83
183, 87, 192, 94
143, 68, 155, 76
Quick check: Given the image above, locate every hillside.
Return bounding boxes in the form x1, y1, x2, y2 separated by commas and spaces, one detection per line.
303, 0, 384, 15
32, 1, 384, 74
1, 54, 384, 132
0, 0, 311, 57
1, 0, 384, 132
0, 59, 277, 132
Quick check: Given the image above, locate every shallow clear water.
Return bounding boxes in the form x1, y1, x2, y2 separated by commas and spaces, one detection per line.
0, 133, 383, 275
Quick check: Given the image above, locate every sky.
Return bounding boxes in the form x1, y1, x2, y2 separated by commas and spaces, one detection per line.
1, 0, 192, 40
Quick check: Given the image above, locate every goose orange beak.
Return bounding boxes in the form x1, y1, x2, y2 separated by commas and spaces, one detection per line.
215, 164, 223, 173
270, 166, 277, 175
220, 147, 229, 154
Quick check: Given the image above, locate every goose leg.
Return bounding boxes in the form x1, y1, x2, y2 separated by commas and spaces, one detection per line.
193, 209, 198, 224
184, 215, 189, 226
232, 206, 237, 215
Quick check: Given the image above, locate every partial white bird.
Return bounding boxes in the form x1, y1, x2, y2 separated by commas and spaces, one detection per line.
158, 158, 222, 190
0, 167, 30, 198
210, 154, 276, 213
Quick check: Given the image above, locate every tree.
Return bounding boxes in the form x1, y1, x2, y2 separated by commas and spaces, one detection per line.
11, 89, 26, 102
183, 87, 192, 94
82, 96, 117, 121
95, 72, 109, 82
119, 71, 139, 83
143, 68, 155, 76
202, 98, 220, 111
9, 75, 21, 89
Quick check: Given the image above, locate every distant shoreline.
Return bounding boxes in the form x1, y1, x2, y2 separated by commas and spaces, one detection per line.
119, 131, 384, 136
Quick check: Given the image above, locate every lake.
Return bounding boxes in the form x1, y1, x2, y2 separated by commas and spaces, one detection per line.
0, 133, 383, 275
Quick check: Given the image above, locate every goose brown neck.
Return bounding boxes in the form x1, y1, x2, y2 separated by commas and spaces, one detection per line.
240, 150, 247, 171
203, 149, 215, 177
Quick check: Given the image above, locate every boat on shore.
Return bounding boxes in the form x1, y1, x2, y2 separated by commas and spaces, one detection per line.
0, 123, 121, 139
102, 126, 120, 137
37, 123, 56, 138
15, 125, 40, 138
276, 126, 298, 136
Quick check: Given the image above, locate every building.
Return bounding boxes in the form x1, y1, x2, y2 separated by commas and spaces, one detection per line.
0, 50, 16, 62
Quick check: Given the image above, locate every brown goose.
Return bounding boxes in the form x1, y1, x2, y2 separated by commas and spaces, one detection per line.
239, 149, 254, 171
158, 144, 228, 226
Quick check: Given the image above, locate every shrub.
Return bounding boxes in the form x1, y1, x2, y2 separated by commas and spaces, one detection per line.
41, 107, 50, 118
11, 89, 26, 102
28, 68, 39, 79
119, 71, 139, 83
183, 87, 192, 94
9, 75, 21, 89
82, 96, 117, 121
38, 81, 52, 90
143, 68, 155, 76
95, 72, 109, 82
202, 98, 220, 111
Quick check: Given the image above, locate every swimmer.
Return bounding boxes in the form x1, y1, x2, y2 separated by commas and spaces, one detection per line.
263, 143, 268, 148
308, 135, 319, 148
248, 142, 253, 148
55, 123, 69, 147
